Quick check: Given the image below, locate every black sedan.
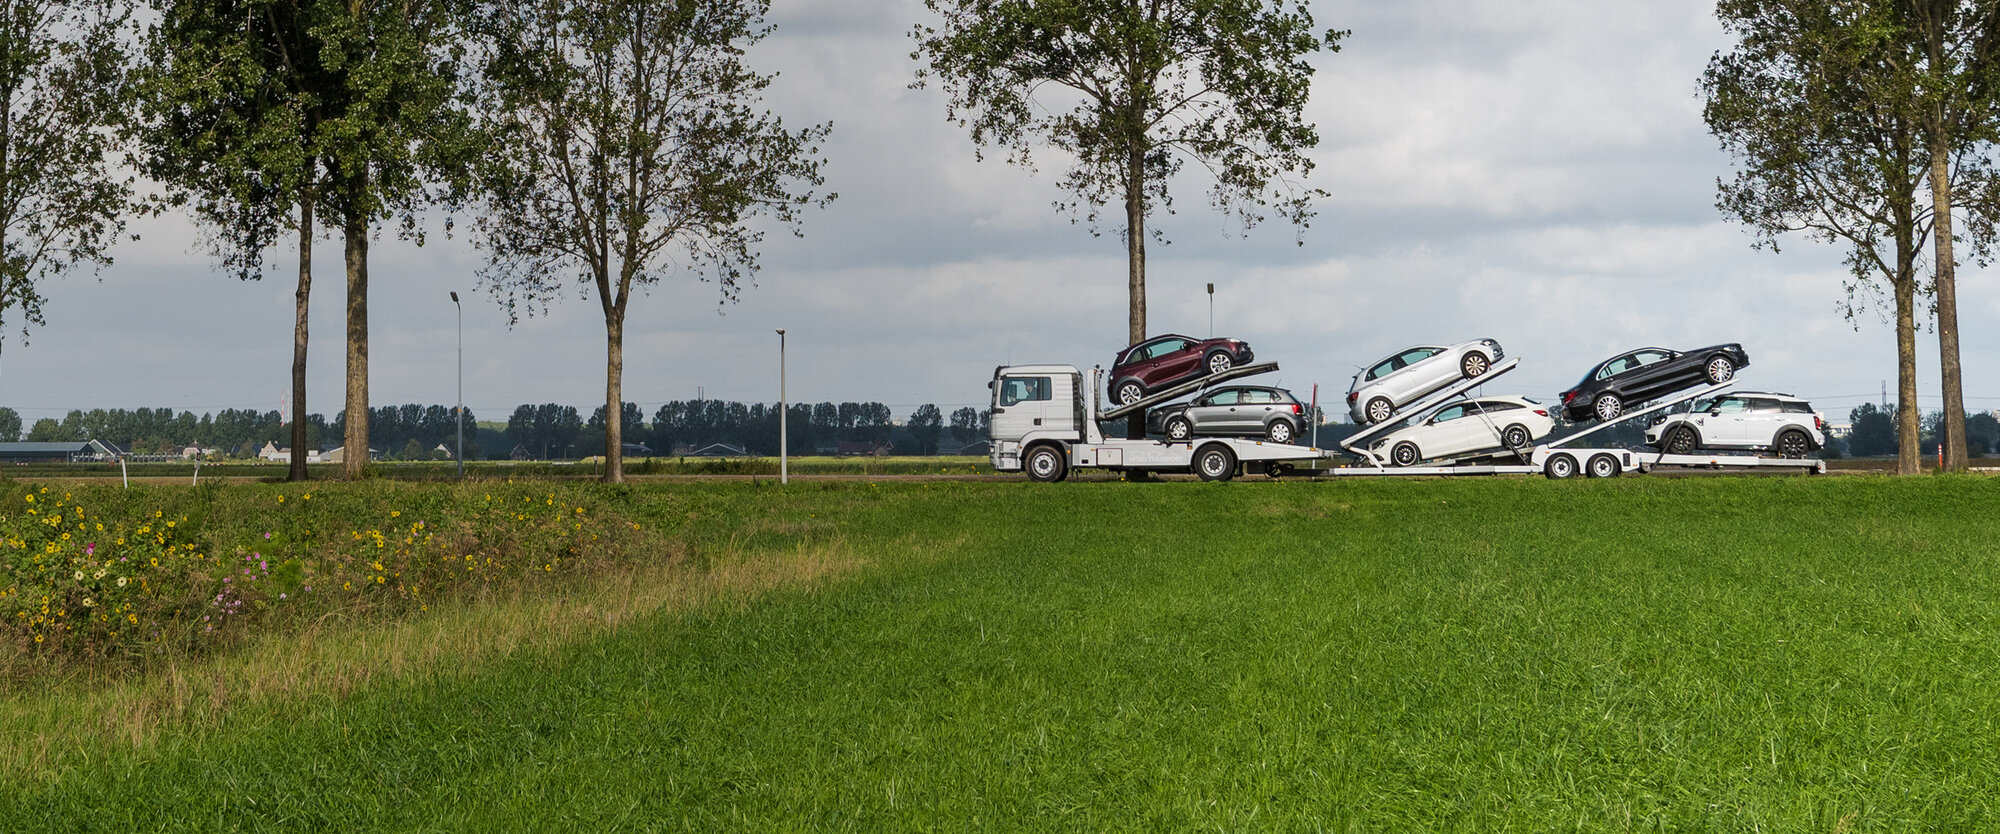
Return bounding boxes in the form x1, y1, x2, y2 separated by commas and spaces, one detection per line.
1559, 344, 1750, 423
1145, 385, 1305, 444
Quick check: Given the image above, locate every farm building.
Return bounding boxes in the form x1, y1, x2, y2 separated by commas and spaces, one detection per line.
0, 440, 124, 464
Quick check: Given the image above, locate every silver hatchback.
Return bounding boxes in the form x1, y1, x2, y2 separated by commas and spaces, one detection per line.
1148, 385, 1305, 445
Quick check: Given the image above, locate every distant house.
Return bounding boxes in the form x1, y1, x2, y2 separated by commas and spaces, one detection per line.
320, 446, 377, 463
177, 443, 210, 459
836, 440, 889, 457
0, 440, 123, 464
259, 441, 324, 463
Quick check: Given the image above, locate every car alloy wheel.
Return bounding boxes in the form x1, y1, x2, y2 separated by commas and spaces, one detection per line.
1461, 352, 1489, 379
1391, 442, 1420, 467
1666, 425, 1697, 455
1266, 420, 1295, 445
1116, 380, 1145, 405
1594, 393, 1623, 423
1366, 397, 1394, 424
1165, 416, 1193, 442
1705, 355, 1735, 384
1501, 424, 1530, 449
1776, 430, 1811, 459
1206, 351, 1234, 376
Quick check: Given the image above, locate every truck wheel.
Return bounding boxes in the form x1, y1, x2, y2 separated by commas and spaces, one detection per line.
1545, 453, 1578, 480
1024, 445, 1068, 482
1194, 445, 1237, 481
1587, 454, 1622, 478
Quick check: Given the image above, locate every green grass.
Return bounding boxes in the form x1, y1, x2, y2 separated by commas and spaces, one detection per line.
6, 476, 2000, 829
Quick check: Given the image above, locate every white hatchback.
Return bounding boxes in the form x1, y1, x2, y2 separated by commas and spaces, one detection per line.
1347, 339, 1504, 424
1368, 396, 1554, 466
1645, 392, 1825, 458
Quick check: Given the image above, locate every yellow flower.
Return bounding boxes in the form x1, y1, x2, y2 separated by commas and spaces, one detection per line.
278, 495, 286, 503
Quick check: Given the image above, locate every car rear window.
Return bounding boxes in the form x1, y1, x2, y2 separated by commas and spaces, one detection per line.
1780, 401, 1814, 413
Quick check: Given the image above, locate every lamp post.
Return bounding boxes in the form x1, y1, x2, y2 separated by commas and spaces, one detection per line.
1207, 283, 1215, 337
776, 329, 787, 484
450, 291, 463, 478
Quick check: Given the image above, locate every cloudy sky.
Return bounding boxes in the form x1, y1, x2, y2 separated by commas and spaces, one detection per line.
9, 0, 1996, 428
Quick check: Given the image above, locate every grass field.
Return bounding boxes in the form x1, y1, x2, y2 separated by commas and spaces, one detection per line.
5, 475, 2000, 829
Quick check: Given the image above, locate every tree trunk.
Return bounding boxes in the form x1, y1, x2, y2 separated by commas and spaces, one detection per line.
1123, 139, 1148, 442
602, 309, 624, 484
342, 208, 369, 480
1895, 266, 1922, 475
289, 195, 313, 482
1930, 146, 1968, 471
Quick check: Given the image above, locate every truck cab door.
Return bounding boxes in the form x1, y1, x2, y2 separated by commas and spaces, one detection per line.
991, 373, 1075, 440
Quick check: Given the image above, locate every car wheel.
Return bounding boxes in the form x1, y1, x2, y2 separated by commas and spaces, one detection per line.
1461, 351, 1490, 379
1705, 354, 1736, 384
1025, 445, 1068, 482
1666, 425, 1698, 455
1775, 429, 1812, 459
1205, 350, 1234, 377
1165, 416, 1194, 442
1593, 393, 1623, 423
1266, 419, 1296, 445
1115, 379, 1145, 405
1194, 444, 1236, 481
1391, 441, 1420, 467
1365, 397, 1394, 425
1545, 453, 1578, 480
1587, 453, 1622, 478
1501, 424, 1531, 449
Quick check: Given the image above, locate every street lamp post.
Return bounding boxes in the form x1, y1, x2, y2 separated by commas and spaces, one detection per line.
776, 329, 787, 484
450, 291, 463, 478
1207, 283, 1215, 337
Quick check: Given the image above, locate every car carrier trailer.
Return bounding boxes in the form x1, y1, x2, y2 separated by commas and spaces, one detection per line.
989, 362, 1331, 481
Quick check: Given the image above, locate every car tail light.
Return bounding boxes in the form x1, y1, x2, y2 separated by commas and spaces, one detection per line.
1534, 409, 1548, 417
1346, 392, 1357, 405
1561, 389, 1576, 404
1289, 403, 1302, 415
1815, 414, 1825, 431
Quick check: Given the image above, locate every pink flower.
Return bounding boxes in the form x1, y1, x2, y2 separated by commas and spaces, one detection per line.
84, 543, 95, 556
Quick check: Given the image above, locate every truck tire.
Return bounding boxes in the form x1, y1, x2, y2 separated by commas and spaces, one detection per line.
1194, 444, 1237, 481
1587, 453, 1622, 478
1024, 445, 1068, 482
1545, 453, 1578, 480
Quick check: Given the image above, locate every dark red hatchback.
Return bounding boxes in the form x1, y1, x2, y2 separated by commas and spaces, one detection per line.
1108, 334, 1254, 405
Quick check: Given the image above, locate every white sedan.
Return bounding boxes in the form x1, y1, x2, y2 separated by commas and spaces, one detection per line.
1346, 338, 1504, 424
1368, 396, 1554, 466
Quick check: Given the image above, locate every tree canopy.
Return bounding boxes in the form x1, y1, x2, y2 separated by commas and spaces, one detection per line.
913, 0, 1344, 346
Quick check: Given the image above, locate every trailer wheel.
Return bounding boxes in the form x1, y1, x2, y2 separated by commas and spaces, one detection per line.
1165, 416, 1194, 442
1545, 453, 1578, 480
1194, 445, 1237, 481
1593, 393, 1623, 423
1665, 425, 1698, 455
1390, 442, 1421, 467
1115, 379, 1146, 405
1266, 420, 1295, 444
1461, 351, 1490, 379
1024, 445, 1068, 482
1705, 354, 1736, 383
1205, 350, 1235, 377
1775, 429, 1813, 459
1587, 454, 1622, 478
1501, 424, 1530, 449
1365, 397, 1394, 425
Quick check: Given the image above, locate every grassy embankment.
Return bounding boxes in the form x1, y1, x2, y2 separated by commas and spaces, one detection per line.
5, 475, 2000, 829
